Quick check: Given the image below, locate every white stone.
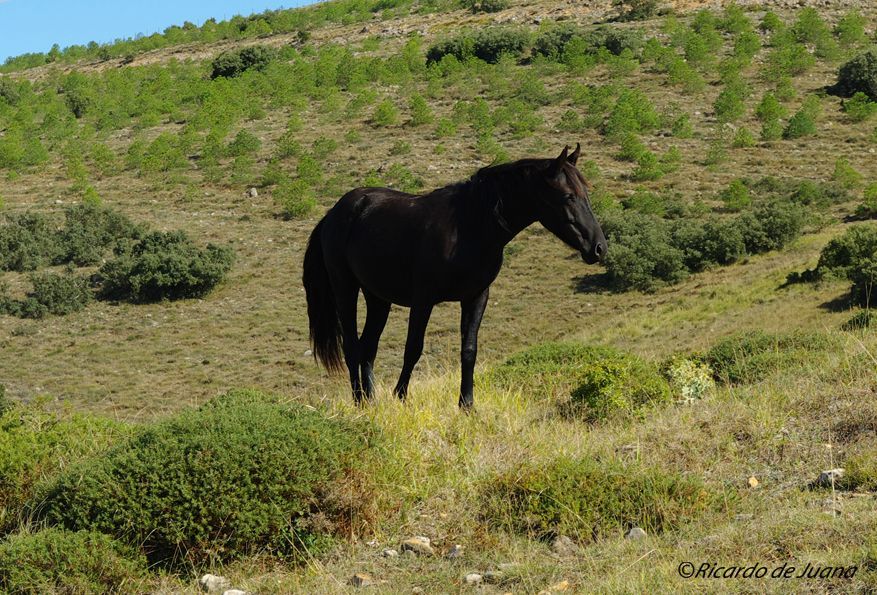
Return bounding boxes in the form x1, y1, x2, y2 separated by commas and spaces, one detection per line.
199, 574, 231, 593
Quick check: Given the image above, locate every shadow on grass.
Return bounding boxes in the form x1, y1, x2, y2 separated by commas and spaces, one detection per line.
572, 272, 613, 294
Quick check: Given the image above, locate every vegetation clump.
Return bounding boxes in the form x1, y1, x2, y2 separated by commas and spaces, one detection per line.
836, 48, 877, 100
35, 390, 380, 566
426, 28, 530, 65
703, 330, 838, 384
484, 455, 721, 541
98, 230, 234, 303
0, 403, 125, 533
0, 528, 146, 594
210, 45, 276, 79
0, 272, 93, 319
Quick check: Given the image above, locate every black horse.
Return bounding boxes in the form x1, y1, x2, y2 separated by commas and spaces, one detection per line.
303, 145, 606, 409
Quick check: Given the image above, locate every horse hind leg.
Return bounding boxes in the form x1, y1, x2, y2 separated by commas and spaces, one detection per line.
359, 292, 391, 400
333, 281, 365, 404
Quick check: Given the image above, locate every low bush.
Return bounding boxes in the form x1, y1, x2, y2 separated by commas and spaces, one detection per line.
841, 310, 873, 331
461, 0, 508, 13
834, 10, 866, 48
613, 0, 658, 22
568, 348, 671, 420
225, 129, 262, 157
856, 183, 877, 219
0, 213, 62, 272
842, 92, 877, 122
58, 203, 142, 266
426, 27, 529, 65
0, 528, 146, 594
836, 48, 877, 100
733, 200, 805, 254
719, 179, 751, 211
833, 158, 862, 190
98, 230, 234, 303
276, 179, 317, 219
703, 330, 838, 384
783, 108, 817, 139
5, 272, 93, 319
672, 219, 746, 271
665, 357, 715, 402
35, 390, 380, 565
490, 342, 619, 400
837, 449, 877, 491
484, 455, 721, 542
210, 45, 276, 79
601, 212, 687, 291
819, 226, 877, 303
0, 404, 124, 533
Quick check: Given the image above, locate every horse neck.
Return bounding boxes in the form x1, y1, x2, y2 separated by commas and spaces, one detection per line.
476, 171, 538, 244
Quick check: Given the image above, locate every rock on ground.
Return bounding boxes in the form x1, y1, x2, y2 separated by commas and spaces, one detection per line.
349, 572, 375, 588
401, 536, 434, 556
816, 468, 845, 487
551, 535, 579, 556
625, 527, 647, 540
199, 574, 231, 593
464, 572, 483, 585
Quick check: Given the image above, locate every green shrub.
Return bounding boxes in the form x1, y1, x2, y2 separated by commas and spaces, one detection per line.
461, 0, 508, 13
58, 203, 142, 266
791, 8, 837, 59
836, 48, 877, 100
35, 390, 379, 565
0, 529, 146, 594
0, 404, 125, 533
755, 92, 786, 122
837, 450, 877, 491
704, 330, 837, 384
210, 45, 276, 79
0, 212, 62, 272
732, 127, 756, 148
714, 80, 749, 123
759, 11, 783, 33
276, 179, 317, 219
733, 200, 805, 254
841, 310, 873, 331
856, 183, 877, 219
613, 0, 658, 22
491, 342, 642, 403
766, 38, 815, 78
484, 455, 720, 542
834, 11, 866, 48
569, 349, 671, 420
833, 158, 862, 190
719, 179, 751, 211
426, 27, 529, 65
98, 230, 234, 303
672, 219, 745, 271
371, 99, 399, 126
813, 225, 877, 307
10, 272, 93, 319
665, 357, 715, 402
603, 89, 659, 138
842, 92, 877, 122
408, 94, 433, 126
225, 129, 262, 157
601, 212, 688, 291
783, 107, 816, 139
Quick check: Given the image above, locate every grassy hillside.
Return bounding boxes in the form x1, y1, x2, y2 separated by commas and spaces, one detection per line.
1, 0, 876, 592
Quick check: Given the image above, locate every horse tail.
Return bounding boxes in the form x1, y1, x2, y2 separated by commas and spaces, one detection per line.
303, 219, 344, 373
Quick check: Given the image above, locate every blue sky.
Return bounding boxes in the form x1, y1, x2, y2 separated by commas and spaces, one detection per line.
0, 0, 317, 62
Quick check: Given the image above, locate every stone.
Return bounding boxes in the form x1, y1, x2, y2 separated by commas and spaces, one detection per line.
246, 187, 258, 198
304, 349, 313, 357
349, 573, 375, 588
625, 527, 647, 540
550, 580, 571, 591
401, 536, 434, 556
464, 573, 483, 585
382, 548, 399, 558
551, 535, 579, 556
747, 476, 759, 488
734, 514, 754, 522
223, 591, 248, 595
483, 570, 509, 583
199, 574, 231, 593
446, 544, 464, 559
816, 468, 845, 487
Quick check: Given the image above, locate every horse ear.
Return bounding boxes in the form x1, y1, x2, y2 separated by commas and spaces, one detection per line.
568, 143, 581, 166
551, 146, 569, 176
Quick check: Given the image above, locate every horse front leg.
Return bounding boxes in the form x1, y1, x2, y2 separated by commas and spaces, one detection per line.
393, 303, 434, 401
459, 289, 489, 410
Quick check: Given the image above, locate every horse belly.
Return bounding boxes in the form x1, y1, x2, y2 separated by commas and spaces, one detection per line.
346, 225, 418, 306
